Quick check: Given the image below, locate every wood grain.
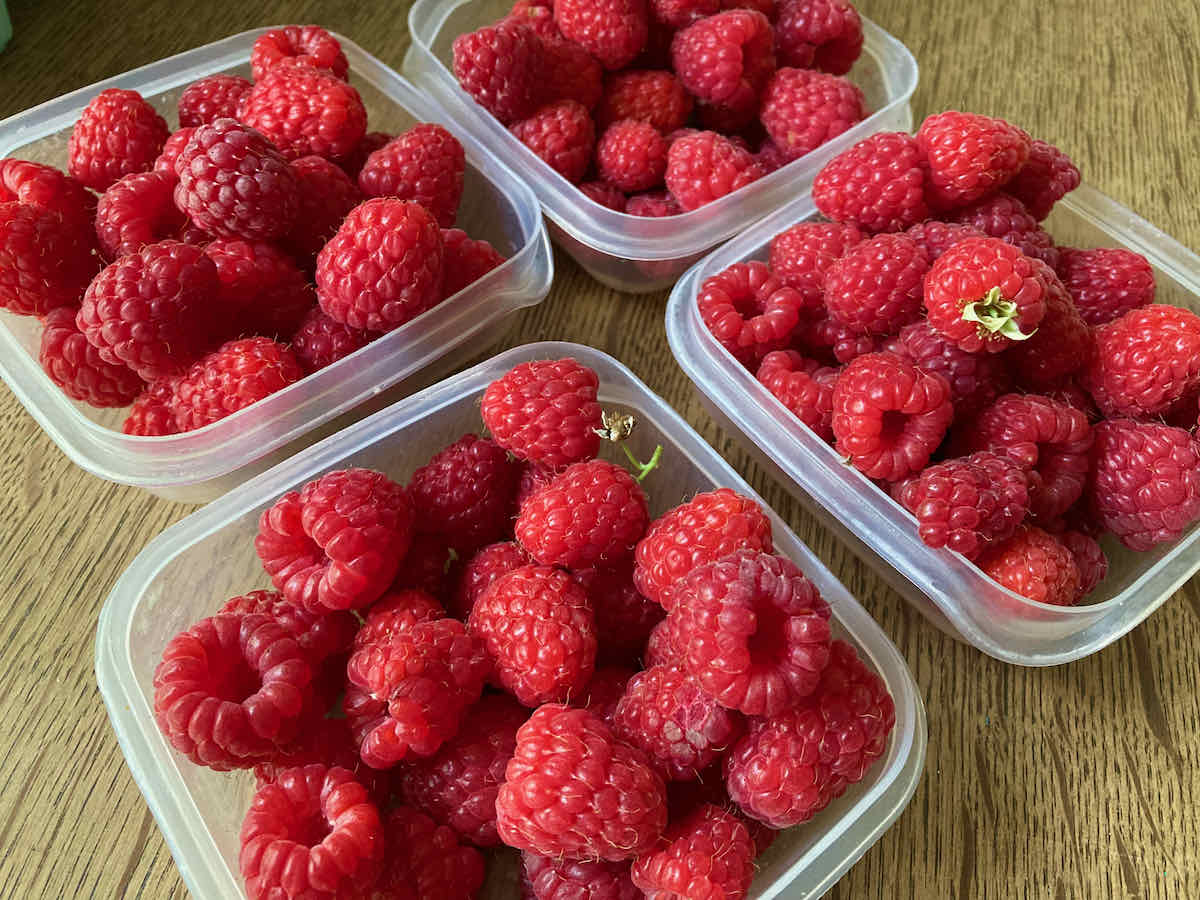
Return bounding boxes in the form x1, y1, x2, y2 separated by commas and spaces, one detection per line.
0, 0, 1197, 897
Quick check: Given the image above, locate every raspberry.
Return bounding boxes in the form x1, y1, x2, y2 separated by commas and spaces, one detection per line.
399, 692, 527, 847
724, 639, 895, 827
68, 88, 168, 191
541, 37, 606, 109
977, 525, 1079, 606
390, 532, 460, 602
596, 120, 669, 192
697, 261, 805, 365
452, 23, 543, 124
177, 74, 252, 128
916, 111, 1032, 211
222, 589, 355, 666
173, 118, 300, 241
524, 854, 639, 900
1083, 304, 1200, 418
510, 100, 597, 183
496, 704, 668, 859
439, 228, 506, 300
253, 717, 391, 801
923, 236, 1047, 354
204, 238, 315, 339
831, 352, 953, 481
1061, 530, 1107, 600
0, 158, 97, 233
357, 125, 465, 229
948, 192, 1059, 268
1005, 139, 1080, 221
812, 132, 929, 233
516, 460, 556, 505
644, 617, 683, 668
370, 805, 487, 900
95, 170, 186, 260
554, 0, 649, 70
153, 128, 196, 177
354, 589, 446, 650
577, 665, 637, 723
1006, 262, 1091, 390
339, 131, 394, 179
904, 220, 984, 262
315, 198, 443, 332
39, 306, 144, 407
693, 89, 762, 134
580, 180, 628, 210
625, 190, 681, 217
240, 64, 367, 162
767, 221, 863, 310
583, 561, 666, 663
1087, 419, 1200, 551
671, 10, 775, 104
0, 202, 97, 316
755, 350, 838, 439
507, 0, 562, 39
480, 357, 602, 469
290, 307, 373, 373
153, 612, 313, 769
409, 434, 519, 553
172, 337, 305, 432
1057, 247, 1155, 326
723, 0, 777, 15
755, 138, 790, 173
760, 68, 865, 162
284, 154, 363, 263
631, 804, 755, 900
239, 764, 382, 898
469, 565, 598, 705
446, 542, 527, 621
77, 240, 217, 381
650, 0, 719, 26
250, 25, 349, 82
824, 233, 929, 335
894, 320, 1010, 418
256, 468, 414, 613
775, 0, 863, 73
665, 131, 765, 211
596, 69, 694, 132
793, 312, 880, 365
122, 378, 178, 436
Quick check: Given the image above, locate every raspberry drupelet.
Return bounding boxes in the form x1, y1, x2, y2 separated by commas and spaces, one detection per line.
577, 665, 637, 724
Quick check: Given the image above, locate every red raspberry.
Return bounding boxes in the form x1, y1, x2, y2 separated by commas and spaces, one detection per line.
724, 639, 895, 827
390, 533, 460, 603
977, 525, 1079, 606
541, 37, 606, 109
369, 805, 487, 900
39, 306, 143, 407
315, 198, 443, 332
449, 542, 530, 620
1061, 530, 1107, 600
904, 220, 984, 262
516, 460, 556, 505
625, 190, 681, 217
760, 68, 865, 162
123, 378, 179, 436
596, 70, 694, 132
253, 716, 391, 801
665, 131, 765, 211
172, 337, 305, 432
824, 233, 929, 335
755, 138, 790, 173
255, 468, 414, 613
441, 228, 506, 300
1057, 247, 1155, 326
947, 193, 1059, 268
0, 158, 97, 233
1006, 262, 1091, 390
77, 240, 217, 381
1087, 419, 1200, 551
697, 261, 805, 365
339, 131, 394, 179
239, 764, 382, 899
596, 120, 669, 193
480, 357, 602, 469
409, 434, 520, 553
583, 561, 666, 663
831, 352, 953, 481
792, 312, 878, 365
453, 23, 543, 124
290, 307, 373, 373
576, 665, 637, 723
204, 238, 315, 339
775, 0, 863, 73
693, 88, 762, 134
357, 125, 465, 228
496, 703, 668, 859
650, 0, 719, 27
399, 692, 527, 847
469, 565, 598, 705
631, 803, 755, 900
1005, 139, 1081, 221
251, 25, 349, 82
174, 118, 300, 241
354, 589, 446, 651
644, 617, 683, 668
916, 111, 1032, 211
671, 10, 775, 104
507, 0, 562, 39
923, 236, 1047, 354
240, 64, 367, 162
95, 170, 186, 260
755, 350, 838, 439
813, 132, 929, 234
68, 88, 168, 191
524, 853, 639, 900
768, 221, 863, 310
895, 320, 1011, 418
153, 612, 313, 770
284, 154, 363, 263
177, 74, 252, 128
510, 100, 597, 183
221, 589, 354, 664
554, 0, 649, 70
580, 180, 628, 210
0, 202, 97, 316
153, 128, 196, 177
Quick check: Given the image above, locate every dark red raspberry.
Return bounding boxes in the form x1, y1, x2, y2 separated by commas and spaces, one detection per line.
631, 803, 755, 900
204, 238, 315, 339
596, 70, 694, 133
370, 805, 487, 900
449, 542, 530, 621
947, 192, 1059, 268
516, 460, 556, 505
172, 337, 305, 432
775, 0, 863, 73
693, 88, 762, 134
123, 378, 178, 436
1006, 261, 1091, 390
480, 357, 602, 469
650, 0, 719, 27
1006, 139, 1081, 221
904, 220, 985, 262
496, 703, 668, 859
580, 180, 628, 210
240, 64, 367, 161
723, 0, 777, 15
755, 350, 838, 439
154, 612, 313, 770
596, 120, 669, 192
576, 665, 636, 723
339, 131, 394, 179
583, 561, 666, 663
768, 221, 862, 310
554, 0, 649, 70
251, 25, 349, 81
174, 118, 300, 241
441, 228, 506, 300
253, 716, 391, 801
453, 23, 543, 124
357, 125, 465, 228
284, 154, 363, 263
154, 128, 196, 177
95, 170, 186, 260
1061, 530, 1107, 600
524, 853, 639, 900
222, 589, 355, 665
697, 261, 805, 365
916, 111, 1032, 211
724, 639, 895, 827
831, 352, 953, 481
625, 190, 681, 217
1057, 247, 1155, 326
256, 468, 414, 613
755, 138, 790, 173
177, 74, 252, 128
469, 565, 598, 705
39, 306, 143, 407
0, 158, 97, 233
895, 320, 1011, 418
1087, 419, 1200, 551
0, 202, 97, 316
760, 68, 865, 162
977, 525, 1079, 606
315, 198, 443, 332
541, 36, 606, 109
354, 589, 446, 651
390, 532, 460, 603
665, 131, 765, 211
510, 100, 597, 183
68, 88, 168, 191
813, 132, 929, 233
644, 617, 683, 668
409, 434, 519, 553
290, 307, 373, 373
824, 233, 929, 335
671, 10, 774, 104
792, 312, 879, 365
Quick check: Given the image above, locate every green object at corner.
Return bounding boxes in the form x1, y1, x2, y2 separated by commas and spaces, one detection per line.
0, 2, 10, 53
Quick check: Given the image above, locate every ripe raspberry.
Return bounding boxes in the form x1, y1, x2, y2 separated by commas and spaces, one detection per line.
399, 692, 527, 847
665, 131, 765, 211
1006, 139, 1081, 221
284, 154, 363, 262
596, 69, 694, 132
510, 100, 597, 183
0, 158, 97, 233
768, 221, 862, 310
354, 589, 446, 651
831, 352, 953, 481
916, 111, 1032, 210
791, 312, 878, 365
251, 25, 349, 81
576, 665, 637, 723
390, 532, 460, 602
524, 854, 639, 900
631, 804, 755, 900
671, 10, 775, 104
174, 118, 300, 241
315, 198, 443, 332
496, 703, 668, 859
177, 74, 252, 128
339, 131, 394, 179
697, 261, 805, 365
507, 1, 562, 39
39, 306, 143, 407
153, 612, 313, 769
480, 357, 602, 469
580, 180, 628, 211
625, 190, 681, 217
541, 37, 606, 109
693, 87, 762, 134
923, 236, 1047, 354
650, 0, 719, 27
1087, 419, 1200, 551
644, 617, 683, 668
68, 88, 168, 191
1006, 262, 1091, 389
775, 0, 863, 74
95, 170, 186, 260
253, 716, 391, 801
516, 460, 556, 505
369, 805, 487, 900
724, 639, 895, 827
824, 233, 929, 335
755, 350, 838, 439
453, 23, 543, 124
469, 565, 598, 705
409, 434, 519, 553
0, 202, 97, 316
204, 238, 315, 339
153, 128, 196, 177
239, 764, 382, 898
1057, 247, 1155, 326
894, 320, 1010, 418
755, 138, 790, 173
760, 68, 865, 162
256, 468, 414, 613
449, 542, 530, 621
172, 337, 304, 431
583, 561, 666, 663
240, 64, 367, 161
1061, 530, 1107, 600
290, 307, 373, 373
904, 220, 984, 262
977, 525, 1079, 606
948, 192, 1059, 268
554, 0, 649, 70
221, 590, 354, 666
440, 226, 507, 301
357, 125, 465, 228
812, 132, 929, 233
596, 120, 669, 192
123, 378, 178, 436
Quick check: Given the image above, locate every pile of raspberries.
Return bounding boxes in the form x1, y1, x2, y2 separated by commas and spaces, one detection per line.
152, 356, 896, 900
1, 25, 508, 437
699, 109, 1193, 607
452, 0, 869, 215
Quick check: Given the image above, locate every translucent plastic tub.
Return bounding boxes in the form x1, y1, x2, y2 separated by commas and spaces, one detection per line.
666, 184, 1200, 666
0, 28, 553, 504
403, 0, 917, 293
96, 342, 926, 900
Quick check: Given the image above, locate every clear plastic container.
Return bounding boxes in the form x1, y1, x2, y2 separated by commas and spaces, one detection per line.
96, 342, 926, 900
666, 184, 1200, 666
0, 28, 553, 504
403, 0, 917, 293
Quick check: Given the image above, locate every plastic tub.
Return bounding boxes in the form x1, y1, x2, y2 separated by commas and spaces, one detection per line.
403, 0, 917, 293
0, 28, 553, 504
96, 342, 926, 900
666, 184, 1200, 666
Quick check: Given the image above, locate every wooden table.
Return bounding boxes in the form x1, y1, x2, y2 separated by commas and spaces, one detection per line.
1, 1, 1197, 897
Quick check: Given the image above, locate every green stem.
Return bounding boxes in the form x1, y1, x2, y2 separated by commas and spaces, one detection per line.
621, 443, 663, 482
